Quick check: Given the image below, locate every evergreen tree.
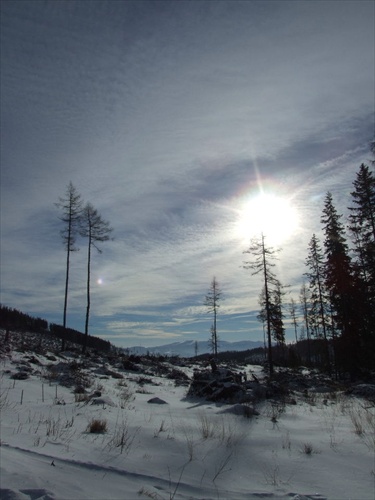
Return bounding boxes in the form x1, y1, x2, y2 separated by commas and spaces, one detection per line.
55, 182, 83, 349
348, 162, 375, 368
80, 203, 113, 353
348, 163, 375, 291
269, 279, 286, 347
321, 192, 358, 374
304, 234, 330, 367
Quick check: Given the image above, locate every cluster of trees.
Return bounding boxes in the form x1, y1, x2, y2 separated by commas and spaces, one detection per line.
56, 182, 113, 353
0, 304, 110, 352
203, 144, 374, 378
246, 150, 374, 377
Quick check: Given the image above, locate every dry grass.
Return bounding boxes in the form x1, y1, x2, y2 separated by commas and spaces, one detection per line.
88, 418, 108, 433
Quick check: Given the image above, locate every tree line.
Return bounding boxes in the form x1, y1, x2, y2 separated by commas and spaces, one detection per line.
204, 143, 374, 378
0, 304, 111, 352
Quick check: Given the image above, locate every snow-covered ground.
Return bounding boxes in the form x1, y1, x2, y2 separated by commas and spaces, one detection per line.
0, 336, 374, 500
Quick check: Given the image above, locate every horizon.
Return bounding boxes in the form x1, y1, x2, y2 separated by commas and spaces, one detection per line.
1, 0, 374, 348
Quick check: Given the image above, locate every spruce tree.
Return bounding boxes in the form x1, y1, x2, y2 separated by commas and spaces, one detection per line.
304, 234, 330, 368
321, 192, 358, 375
269, 279, 286, 347
348, 163, 375, 290
348, 162, 375, 368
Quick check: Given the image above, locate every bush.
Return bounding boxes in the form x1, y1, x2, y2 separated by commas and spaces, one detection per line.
88, 418, 107, 433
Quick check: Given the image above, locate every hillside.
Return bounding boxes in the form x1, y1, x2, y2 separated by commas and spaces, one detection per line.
1, 328, 374, 500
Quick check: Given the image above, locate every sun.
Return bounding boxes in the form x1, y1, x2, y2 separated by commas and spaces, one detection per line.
236, 192, 299, 245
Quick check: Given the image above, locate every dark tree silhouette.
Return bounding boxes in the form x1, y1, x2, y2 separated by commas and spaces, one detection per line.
269, 279, 286, 347
299, 282, 312, 364
80, 202, 113, 354
244, 234, 280, 376
304, 233, 330, 368
204, 277, 222, 358
321, 192, 359, 375
348, 162, 375, 369
55, 182, 83, 349
289, 298, 299, 344
348, 164, 375, 291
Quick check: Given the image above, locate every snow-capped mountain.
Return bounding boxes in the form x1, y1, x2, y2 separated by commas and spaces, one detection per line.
125, 339, 264, 357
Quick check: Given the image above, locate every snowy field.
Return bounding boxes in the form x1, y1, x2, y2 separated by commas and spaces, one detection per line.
0, 334, 374, 500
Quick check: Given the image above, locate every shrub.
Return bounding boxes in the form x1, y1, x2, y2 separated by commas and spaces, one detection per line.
88, 418, 107, 433
301, 442, 314, 455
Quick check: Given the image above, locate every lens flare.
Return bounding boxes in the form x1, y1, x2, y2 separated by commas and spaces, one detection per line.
236, 192, 299, 245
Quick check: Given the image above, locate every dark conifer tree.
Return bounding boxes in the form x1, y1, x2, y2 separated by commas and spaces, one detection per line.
304, 234, 330, 368
269, 279, 286, 347
348, 162, 375, 368
348, 164, 375, 289
321, 192, 359, 375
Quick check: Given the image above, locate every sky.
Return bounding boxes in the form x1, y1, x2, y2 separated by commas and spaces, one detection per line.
1, 0, 374, 349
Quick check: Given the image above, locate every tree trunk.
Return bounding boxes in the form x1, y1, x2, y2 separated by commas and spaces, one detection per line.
262, 234, 273, 376
83, 236, 91, 354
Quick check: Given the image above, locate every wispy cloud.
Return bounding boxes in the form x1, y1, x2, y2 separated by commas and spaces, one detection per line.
1, 1, 373, 346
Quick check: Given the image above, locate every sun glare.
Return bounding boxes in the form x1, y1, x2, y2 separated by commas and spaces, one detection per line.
236, 193, 299, 245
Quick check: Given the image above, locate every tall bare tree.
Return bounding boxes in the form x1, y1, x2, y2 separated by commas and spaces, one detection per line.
204, 277, 222, 358
289, 298, 299, 344
55, 182, 83, 349
299, 282, 312, 364
244, 233, 280, 376
80, 202, 113, 353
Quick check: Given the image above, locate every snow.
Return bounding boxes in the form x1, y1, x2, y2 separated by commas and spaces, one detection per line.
1, 337, 374, 500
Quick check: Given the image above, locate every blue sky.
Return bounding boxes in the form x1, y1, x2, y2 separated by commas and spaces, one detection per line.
1, 0, 374, 348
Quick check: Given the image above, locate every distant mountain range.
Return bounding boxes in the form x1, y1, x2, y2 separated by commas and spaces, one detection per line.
124, 340, 264, 358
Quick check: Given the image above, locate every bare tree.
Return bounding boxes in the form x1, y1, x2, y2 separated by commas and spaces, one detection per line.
204, 277, 222, 358
55, 182, 83, 349
289, 298, 299, 344
80, 202, 113, 353
244, 233, 280, 376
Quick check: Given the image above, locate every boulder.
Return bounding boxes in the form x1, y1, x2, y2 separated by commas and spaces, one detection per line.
147, 397, 168, 404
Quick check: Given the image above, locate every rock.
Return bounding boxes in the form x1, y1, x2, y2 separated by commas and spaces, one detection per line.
147, 397, 168, 404
211, 383, 244, 402
350, 384, 375, 399
11, 371, 29, 380
90, 396, 115, 407
219, 404, 259, 417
